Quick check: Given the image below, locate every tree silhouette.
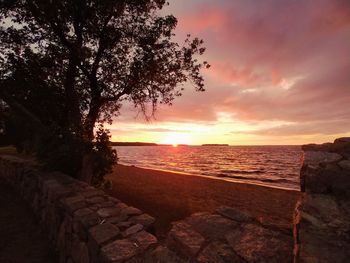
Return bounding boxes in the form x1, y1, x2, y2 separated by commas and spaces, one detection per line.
0, 0, 208, 183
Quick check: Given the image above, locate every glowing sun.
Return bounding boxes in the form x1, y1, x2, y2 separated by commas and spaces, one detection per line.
160, 132, 190, 146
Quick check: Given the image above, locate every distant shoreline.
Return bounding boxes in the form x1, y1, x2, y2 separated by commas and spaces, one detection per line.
111, 142, 302, 147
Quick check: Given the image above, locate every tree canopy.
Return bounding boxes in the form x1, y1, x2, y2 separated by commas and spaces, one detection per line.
0, 0, 208, 184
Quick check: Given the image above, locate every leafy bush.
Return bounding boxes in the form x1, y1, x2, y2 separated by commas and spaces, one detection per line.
91, 126, 117, 187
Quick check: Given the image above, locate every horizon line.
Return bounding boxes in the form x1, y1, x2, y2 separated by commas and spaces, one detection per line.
110, 141, 303, 146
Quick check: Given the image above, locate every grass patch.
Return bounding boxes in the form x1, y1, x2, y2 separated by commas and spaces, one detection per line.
0, 146, 17, 155
0, 145, 37, 163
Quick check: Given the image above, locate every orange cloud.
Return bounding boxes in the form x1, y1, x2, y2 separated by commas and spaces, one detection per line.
178, 7, 226, 32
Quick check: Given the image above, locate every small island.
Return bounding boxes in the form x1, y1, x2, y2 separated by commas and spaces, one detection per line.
202, 144, 229, 146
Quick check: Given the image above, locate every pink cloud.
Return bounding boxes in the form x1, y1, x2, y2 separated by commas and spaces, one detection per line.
115, 0, 350, 138
208, 63, 267, 87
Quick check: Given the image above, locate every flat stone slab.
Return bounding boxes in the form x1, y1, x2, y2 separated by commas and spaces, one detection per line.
86, 196, 105, 204
128, 213, 155, 228
339, 160, 350, 170
303, 151, 342, 167
226, 224, 293, 263
185, 212, 238, 239
80, 212, 100, 228
97, 207, 121, 218
101, 239, 138, 263
129, 230, 157, 250
61, 195, 87, 213
167, 221, 205, 259
122, 224, 143, 237
88, 223, 120, 246
295, 195, 350, 263
197, 241, 244, 263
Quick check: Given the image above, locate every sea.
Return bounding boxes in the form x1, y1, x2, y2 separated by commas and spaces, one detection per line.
113, 145, 302, 190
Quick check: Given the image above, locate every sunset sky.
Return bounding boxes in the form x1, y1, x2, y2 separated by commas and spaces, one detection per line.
108, 0, 350, 145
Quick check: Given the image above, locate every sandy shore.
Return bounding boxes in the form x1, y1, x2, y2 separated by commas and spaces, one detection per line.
106, 164, 300, 238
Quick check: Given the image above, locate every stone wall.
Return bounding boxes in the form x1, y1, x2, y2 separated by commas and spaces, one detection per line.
294, 137, 350, 263
0, 156, 158, 263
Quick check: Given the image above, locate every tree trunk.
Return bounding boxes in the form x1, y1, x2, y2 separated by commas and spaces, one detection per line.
79, 152, 95, 183
78, 99, 101, 184
64, 55, 81, 130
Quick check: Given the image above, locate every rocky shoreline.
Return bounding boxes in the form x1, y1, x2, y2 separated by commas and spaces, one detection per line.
0, 137, 349, 262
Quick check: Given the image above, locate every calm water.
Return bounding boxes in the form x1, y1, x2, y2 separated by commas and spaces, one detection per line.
114, 145, 302, 190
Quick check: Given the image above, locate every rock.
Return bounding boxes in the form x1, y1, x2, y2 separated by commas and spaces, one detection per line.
294, 196, 350, 263
61, 195, 87, 213
96, 201, 116, 208
86, 196, 105, 205
115, 202, 128, 210
47, 184, 72, 202
142, 245, 184, 263
80, 212, 100, 228
129, 230, 158, 250
88, 223, 120, 246
122, 224, 143, 237
97, 207, 121, 218
185, 212, 238, 239
74, 208, 93, 218
106, 214, 128, 225
339, 199, 350, 217
107, 197, 120, 204
303, 151, 342, 167
116, 221, 133, 229
216, 206, 254, 222
80, 189, 104, 198
334, 137, 350, 143
301, 163, 350, 196
297, 194, 350, 231
42, 179, 60, 196
121, 206, 143, 217
302, 143, 332, 152
167, 221, 205, 259
226, 224, 293, 263
128, 214, 155, 228
101, 239, 138, 263
338, 160, 350, 170
71, 240, 90, 263
197, 241, 244, 263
